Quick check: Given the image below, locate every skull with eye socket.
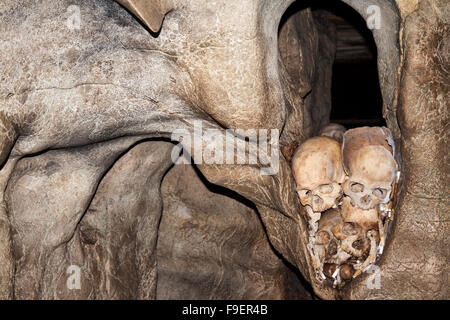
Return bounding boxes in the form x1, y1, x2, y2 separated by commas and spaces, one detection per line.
315, 209, 350, 267
292, 137, 346, 212
342, 127, 398, 210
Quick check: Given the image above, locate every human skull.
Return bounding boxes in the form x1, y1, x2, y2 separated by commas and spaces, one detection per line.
331, 220, 368, 258
316, 208, 351, 265
292, 137, 346, 212
331, 196, 380, 259
319, 123, 346, 143
341, 196, 379, 234
342, 127, 398, 210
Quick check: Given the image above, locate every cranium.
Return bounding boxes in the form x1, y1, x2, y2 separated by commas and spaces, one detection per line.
292, 137, 346, 212
332, 196, 379, 258
319, 123, 346, 143
315, 208, 351, 266
331, 220, 368, 259
342, 127, 398, 210
341, 196, 379, 234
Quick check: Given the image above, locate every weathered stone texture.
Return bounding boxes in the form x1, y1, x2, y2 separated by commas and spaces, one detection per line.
0, 0, 447, 300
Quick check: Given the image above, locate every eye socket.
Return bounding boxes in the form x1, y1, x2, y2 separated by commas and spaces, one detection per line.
318, 184, 334, 194
350, 182, 364, 193
327, 240, 338, 256
372, 188, 387, 198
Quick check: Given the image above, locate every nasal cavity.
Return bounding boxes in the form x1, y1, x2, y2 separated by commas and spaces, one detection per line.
361, 195, 371, 204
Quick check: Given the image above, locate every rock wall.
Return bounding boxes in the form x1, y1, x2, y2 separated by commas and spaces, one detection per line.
157, 163, 310, 299
0, 0, 447, 300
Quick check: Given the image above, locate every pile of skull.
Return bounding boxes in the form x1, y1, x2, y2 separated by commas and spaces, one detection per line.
292, 125, 400, 288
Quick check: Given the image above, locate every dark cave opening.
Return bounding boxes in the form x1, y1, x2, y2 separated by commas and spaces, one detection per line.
310, 1, 386, 128
280, 0, 386, 130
